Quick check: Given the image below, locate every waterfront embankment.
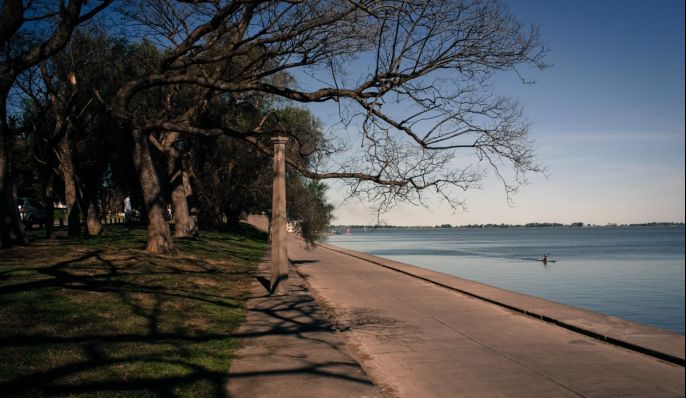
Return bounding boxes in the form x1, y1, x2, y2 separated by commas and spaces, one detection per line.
288, 236, 684, 397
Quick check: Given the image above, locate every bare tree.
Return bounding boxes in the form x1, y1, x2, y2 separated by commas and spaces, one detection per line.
111, 0, 546, 253
0, 0, 112, 248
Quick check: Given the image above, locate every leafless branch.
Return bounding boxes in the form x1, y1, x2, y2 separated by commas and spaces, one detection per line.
111, 0, 547, 212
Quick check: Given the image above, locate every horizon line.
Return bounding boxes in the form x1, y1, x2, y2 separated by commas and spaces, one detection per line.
330, 221, 685, 228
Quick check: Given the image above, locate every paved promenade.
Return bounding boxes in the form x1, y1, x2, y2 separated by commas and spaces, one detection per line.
288, 237, 685, 398
226, 253, 382, 397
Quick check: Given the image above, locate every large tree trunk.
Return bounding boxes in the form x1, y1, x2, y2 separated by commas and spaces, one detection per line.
79, 172, 103, 236
0, 86, 28, 247
85, 201, 103, 236
171, 178, 193, 237
162, 131, 194, 238
132, 128, 174, 254
80, 177, 103, 236
169, 155, 194, 238
58, 132, 81, 236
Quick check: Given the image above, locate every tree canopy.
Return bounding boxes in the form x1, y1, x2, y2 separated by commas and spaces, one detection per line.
1, 0, 546, 253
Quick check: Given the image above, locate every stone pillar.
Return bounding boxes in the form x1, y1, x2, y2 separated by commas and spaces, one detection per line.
270, 136, 289, 294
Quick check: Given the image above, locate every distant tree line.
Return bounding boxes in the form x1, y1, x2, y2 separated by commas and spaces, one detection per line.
462, 223, 572, 228
334, 222, 685, 229
1, 0, 547, 252
460, 222, 684, 228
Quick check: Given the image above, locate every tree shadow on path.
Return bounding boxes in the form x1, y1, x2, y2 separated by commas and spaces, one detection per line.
226, 259, 381, 398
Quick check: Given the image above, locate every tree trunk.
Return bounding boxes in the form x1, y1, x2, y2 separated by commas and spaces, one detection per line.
171, 180, 193, 237
170, 159, 194, 238
85, 201, 103, 236
225, 205, 241, 226
0, 85, 28, 247
58, 132, 81, 236
79, 183, 102, 236
43, 173, 56, 239
79, 174, 103, 236
132, 128, 174, 254
162, 131, 194, 238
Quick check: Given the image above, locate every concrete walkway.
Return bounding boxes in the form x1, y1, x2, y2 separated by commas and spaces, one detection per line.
225, 252, 382, 397
289, 238, 685, 398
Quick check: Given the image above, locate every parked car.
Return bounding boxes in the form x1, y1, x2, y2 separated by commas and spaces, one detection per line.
17, 197, 46, 229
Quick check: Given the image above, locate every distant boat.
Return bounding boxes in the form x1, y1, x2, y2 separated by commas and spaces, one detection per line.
345, 227, 352, 235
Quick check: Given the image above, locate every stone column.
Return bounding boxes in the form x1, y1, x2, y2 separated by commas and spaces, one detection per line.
270, 136, 289, 294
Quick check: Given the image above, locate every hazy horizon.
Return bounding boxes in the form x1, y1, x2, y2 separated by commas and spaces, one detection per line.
330, 221, 685, 228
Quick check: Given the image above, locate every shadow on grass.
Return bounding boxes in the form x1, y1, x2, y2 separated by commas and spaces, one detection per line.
0, 225, 267, 397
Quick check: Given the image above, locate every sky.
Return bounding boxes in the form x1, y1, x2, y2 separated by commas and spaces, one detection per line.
314, 0, 685, 226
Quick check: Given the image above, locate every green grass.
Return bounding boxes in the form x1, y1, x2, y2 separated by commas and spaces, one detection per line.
0, 224, 268, 397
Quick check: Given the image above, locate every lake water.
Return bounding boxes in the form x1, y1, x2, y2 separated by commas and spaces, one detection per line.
327, 226, 685, 334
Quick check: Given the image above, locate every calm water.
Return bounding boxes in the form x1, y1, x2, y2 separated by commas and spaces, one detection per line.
327, 226, 685, 334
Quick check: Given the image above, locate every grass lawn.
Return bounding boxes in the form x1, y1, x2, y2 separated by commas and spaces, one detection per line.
0, 224, 268, 397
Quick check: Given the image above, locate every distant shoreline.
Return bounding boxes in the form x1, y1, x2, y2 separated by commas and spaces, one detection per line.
330, 222, 685, 229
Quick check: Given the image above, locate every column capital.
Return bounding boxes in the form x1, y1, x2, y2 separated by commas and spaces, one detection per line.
271, 136, 289, 145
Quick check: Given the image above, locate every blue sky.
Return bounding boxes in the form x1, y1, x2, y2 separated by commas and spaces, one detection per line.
320, 0, 685, 226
